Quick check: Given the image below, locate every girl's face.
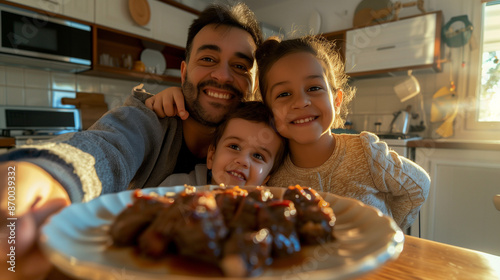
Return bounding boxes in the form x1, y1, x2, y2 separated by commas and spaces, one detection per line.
264, 52, 340, 145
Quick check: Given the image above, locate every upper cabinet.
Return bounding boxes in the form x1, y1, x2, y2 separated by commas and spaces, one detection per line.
5, 0, 63, 14
95, 0, 152, 38
5, 0, 94, 21
151, 0, 196, 47
344, 11, 443, 77
62, 0, 94, 23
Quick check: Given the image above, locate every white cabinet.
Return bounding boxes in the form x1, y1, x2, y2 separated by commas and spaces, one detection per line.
62, 0, 94, 23
345, 12, 442, 76
415, 147, 500, 256
6, 0, 94, 22
6, 0, 63, 14
151, 0, 196, 47
95, 0, 152, 38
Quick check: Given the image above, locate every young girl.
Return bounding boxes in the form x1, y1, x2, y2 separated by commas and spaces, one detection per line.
255, 36, 429, 230
147, 36, 430, 231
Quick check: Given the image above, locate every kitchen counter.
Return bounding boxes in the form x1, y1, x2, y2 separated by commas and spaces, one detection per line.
408, 138, 500, 151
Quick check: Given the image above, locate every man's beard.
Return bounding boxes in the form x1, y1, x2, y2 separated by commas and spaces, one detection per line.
182, 74, 246, 127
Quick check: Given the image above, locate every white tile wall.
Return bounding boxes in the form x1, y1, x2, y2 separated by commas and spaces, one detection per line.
6, 68, 24, 87
25, 88, 50, 106
6, 87, 24, 106
0, 87, 5, 105
24, 69, 50, 89
350, 73, 437, 137
0, 66, 6, 85
1, 65, 171, 109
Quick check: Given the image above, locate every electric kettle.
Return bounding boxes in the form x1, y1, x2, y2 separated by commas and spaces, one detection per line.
390, 109, 411, 135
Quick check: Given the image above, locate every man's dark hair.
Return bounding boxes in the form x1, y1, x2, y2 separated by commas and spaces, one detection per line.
211, 101, 287, 176
185, 2, 263, 61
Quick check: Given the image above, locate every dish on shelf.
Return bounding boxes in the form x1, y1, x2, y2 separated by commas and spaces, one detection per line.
140, 49, 166, 74
39, 185, 404, 280
129, 0, 151, 26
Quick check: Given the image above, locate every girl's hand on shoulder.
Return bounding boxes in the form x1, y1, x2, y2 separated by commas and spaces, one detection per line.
145, 87, 189, 120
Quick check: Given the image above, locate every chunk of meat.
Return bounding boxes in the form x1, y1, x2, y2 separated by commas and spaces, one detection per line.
109, 190, 173, 246
220, 228, 273, 277
258, 200, 301, 257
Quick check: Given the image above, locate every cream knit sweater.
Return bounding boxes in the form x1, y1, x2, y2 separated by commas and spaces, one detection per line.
267, 132, 430, 230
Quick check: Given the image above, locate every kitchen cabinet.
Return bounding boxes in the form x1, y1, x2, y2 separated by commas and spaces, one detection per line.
5, 0, 63, 14
151, 0, 196, 47
344, 11, 443, 77
62, 0, 94, 23
95, 0, 152, 38
5, 0, 94, 22
415, 146, 500, 256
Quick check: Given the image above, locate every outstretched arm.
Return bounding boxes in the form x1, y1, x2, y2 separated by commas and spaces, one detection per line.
145, 87, 189, 120
0, 161, 70, 280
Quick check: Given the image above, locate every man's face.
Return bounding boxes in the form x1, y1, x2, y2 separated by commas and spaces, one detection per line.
180, 24, 257, 127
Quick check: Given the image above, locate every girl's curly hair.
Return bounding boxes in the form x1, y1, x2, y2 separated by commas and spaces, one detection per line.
256, 35, 355, 128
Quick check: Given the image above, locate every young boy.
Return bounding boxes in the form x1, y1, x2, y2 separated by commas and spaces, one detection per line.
158, 101, 286, 186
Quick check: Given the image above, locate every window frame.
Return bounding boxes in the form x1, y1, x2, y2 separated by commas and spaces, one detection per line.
455, 0, 500, 139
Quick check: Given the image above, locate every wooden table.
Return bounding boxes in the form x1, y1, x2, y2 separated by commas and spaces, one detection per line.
357, 235, 500, 280
46, 235, 500, 279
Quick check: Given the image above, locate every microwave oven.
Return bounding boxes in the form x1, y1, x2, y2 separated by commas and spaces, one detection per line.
0, 4, 91, 73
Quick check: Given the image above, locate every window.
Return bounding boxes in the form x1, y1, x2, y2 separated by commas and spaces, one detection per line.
478, 1, 500, 122
460, 0, 500, 137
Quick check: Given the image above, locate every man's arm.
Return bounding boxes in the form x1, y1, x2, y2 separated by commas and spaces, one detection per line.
0, 161, 70, 280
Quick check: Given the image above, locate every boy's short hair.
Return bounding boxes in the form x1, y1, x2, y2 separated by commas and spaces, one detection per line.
211, 101, 287, 176
185, 3, 263, 62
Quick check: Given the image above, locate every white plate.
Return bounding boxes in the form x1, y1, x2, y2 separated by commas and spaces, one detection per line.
39, 186, 404, 280
140, 49, 166, 74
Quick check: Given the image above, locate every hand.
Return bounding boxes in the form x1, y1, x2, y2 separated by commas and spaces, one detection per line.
0, 162, 70, 280
145, 87, 189, 120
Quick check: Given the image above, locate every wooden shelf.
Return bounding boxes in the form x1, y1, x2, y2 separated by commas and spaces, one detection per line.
83, 65, 181, 84
84, 26, 185, 84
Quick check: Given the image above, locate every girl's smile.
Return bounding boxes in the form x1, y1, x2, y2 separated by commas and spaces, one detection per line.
265, 51, 336, 146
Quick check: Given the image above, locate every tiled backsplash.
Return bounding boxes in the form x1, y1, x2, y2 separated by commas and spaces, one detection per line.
0, 66, 172, 110
349, 71, 446, 137
0, 65, 448, 139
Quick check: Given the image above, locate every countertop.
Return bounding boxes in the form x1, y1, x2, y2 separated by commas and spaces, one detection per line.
408, 138, 500, 151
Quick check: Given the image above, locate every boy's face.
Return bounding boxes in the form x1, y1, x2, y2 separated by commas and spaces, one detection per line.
207, 118, 281, 186
180, 24, 257, 126
264, 52, 341, 146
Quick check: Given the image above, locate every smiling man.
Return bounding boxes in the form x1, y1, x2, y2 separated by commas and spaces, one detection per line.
0, 3, 262, 279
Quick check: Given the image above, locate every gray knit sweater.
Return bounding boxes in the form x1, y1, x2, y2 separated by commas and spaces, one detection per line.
0, 86, 183, 203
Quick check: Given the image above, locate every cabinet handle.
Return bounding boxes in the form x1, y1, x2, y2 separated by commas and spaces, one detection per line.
377, 45, 396, 51
43, 0, 60, 5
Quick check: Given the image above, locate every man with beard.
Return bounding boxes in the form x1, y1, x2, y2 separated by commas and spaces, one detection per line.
0, 3, 262, 279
